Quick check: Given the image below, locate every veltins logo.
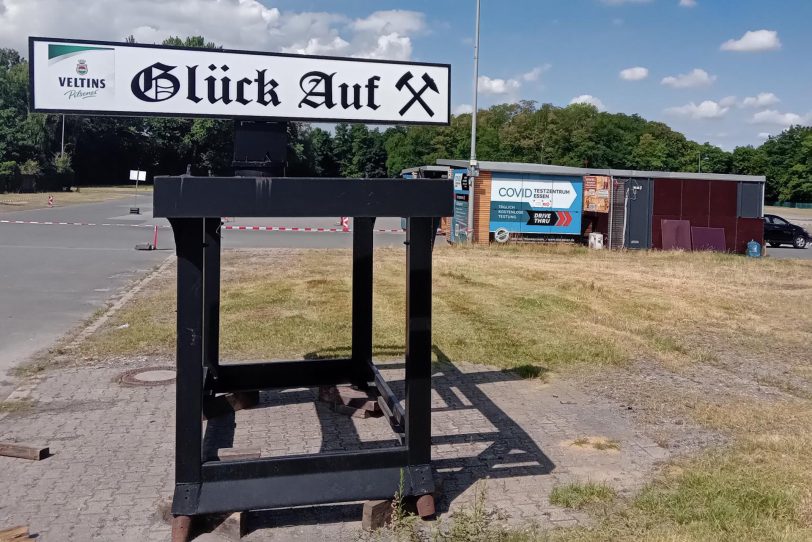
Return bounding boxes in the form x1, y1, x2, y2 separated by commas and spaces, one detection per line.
48, 44, 114, 102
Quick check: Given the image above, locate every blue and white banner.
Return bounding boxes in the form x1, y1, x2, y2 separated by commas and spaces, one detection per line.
490, 174, 583, 235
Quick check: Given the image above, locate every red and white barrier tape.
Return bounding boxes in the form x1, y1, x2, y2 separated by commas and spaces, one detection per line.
0, 219, 403, 233
222, 225, 402, 233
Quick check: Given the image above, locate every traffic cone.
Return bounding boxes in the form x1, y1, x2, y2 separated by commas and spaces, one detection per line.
135, 225, 159, 251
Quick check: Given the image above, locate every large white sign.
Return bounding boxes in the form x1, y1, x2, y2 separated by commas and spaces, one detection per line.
491, 179, 577, 209
29, 37, 450, 125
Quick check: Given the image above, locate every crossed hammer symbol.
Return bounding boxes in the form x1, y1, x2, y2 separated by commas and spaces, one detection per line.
396, 71, 439, 117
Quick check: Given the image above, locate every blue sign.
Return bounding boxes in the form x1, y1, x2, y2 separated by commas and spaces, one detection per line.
490, 173, 583, 235
450, 169, 470, 243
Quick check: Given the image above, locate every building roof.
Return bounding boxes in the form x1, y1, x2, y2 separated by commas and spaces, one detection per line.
400, 165, 450, 174
436, 159, 766, 184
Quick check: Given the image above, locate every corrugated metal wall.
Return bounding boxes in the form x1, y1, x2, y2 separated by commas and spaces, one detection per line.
651, 179, 764, 253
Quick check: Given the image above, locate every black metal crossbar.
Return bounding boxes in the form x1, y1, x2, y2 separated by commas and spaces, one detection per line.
154, 176, 453, 218
155, 176, 452, 519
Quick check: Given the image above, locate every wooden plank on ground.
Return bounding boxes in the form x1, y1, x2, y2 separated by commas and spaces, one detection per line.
0, 525, 32, 541
0, 442, 49, 461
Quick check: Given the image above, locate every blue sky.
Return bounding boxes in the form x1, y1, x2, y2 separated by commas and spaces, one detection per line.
267, 0, 812, 149
2, 0, 809, 149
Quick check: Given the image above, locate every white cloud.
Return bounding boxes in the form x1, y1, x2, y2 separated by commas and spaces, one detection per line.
453, 104, 473, 115
721, 30, 781, 52
0, 1, 426, 61
521, 64, 551, 82
619, 66, 649, 81
679, 0, 697, 7
741, 93, 780, 108
661, 68, 716, 88
570, 95, 605, 111
758, 132, 772, 140
478, 75, 521, 95
476, 64, 549, 100
719, 96, 738, 108
751, 110, 810, 127
665, 100, 730, 119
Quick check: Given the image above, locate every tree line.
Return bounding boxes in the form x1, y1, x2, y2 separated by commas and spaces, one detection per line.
1, 39, 810, 202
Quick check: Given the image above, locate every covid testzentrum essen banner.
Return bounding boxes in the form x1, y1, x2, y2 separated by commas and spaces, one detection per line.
29, 37, 451, 125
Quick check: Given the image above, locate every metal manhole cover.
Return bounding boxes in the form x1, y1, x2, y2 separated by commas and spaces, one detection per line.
118, 366, 176, 387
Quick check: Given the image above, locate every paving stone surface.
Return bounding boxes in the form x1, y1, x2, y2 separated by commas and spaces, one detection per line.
0, 359, 668, 541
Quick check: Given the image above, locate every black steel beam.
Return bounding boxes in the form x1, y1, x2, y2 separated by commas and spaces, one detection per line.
203, 217, 221, 378
202, 447, 407, 481
352, 217, 375, 387
369, 363, 405, 439
405, 217, 433, 467
153, 177, 453, 218
213, 359, 357, 392
169, 218, 206, 515
177, 463, 434, 515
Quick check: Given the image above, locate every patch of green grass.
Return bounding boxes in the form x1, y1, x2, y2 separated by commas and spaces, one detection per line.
549, 482, 616, 510
508, 364, 550, 380
547, 402, 812, 542
634, 456, 801, 533
0, 398, 34, 414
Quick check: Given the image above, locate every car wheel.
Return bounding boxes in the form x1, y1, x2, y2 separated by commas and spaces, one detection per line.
793, 235, 808, 249
769, 242, 781, 248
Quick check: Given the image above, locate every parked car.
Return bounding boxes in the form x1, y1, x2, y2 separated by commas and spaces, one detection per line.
764, 214, 810, 249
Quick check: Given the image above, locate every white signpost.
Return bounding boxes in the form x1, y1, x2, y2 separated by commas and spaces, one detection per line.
129, 170, 146, 182
129, 169, 147, 215
29, 37, 451, 125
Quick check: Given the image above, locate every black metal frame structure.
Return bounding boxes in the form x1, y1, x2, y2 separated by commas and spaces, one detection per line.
154, 176, 453, 517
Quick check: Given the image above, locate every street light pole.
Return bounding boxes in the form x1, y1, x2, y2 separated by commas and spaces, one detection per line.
61, 114, 65, 156
467, 0, 481, 244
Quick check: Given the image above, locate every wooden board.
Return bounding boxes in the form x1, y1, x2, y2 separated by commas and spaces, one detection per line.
0, 525, 32, 541
0, 442, 49, 461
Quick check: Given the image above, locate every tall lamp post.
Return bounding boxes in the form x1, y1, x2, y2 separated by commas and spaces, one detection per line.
467, 0, 481, 244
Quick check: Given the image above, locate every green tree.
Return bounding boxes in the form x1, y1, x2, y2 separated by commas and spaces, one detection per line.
311, 128, 338, 176
631, 133, 668, 170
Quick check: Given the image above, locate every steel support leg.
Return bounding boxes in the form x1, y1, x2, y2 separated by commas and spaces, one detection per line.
352, 217, 376, 387
405, 217, 433, 467
170, 218, 205, 515
203, 217, 221, 380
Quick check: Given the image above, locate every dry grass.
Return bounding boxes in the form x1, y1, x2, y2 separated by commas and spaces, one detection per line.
79, 244, 812, 373
570, 437, 621, 452
0, 185, 149, 212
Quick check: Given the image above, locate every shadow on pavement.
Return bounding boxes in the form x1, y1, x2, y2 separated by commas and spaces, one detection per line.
202, 345, 555, 534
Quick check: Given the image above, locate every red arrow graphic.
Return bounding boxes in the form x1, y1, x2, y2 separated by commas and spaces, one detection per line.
555, 211, 572, 227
